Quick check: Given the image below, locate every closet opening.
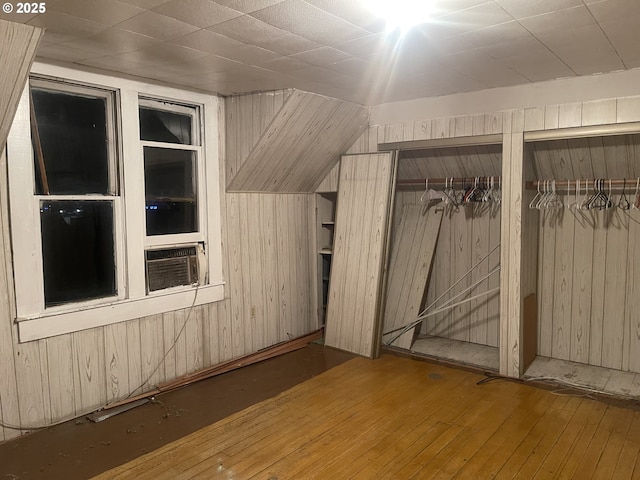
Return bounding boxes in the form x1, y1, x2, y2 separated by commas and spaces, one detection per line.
523, 130, 640, 398
381, 141, 503, 371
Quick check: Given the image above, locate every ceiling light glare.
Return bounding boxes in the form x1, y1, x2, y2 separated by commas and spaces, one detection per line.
363, 0, 436, 32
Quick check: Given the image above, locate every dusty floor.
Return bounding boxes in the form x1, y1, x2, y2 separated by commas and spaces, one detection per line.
0, 343, 354, 480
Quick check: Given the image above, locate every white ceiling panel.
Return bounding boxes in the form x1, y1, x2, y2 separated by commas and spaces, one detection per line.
2, 0, 636, 105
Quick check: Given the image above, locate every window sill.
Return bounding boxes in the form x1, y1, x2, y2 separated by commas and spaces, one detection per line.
16, 283, 225, 343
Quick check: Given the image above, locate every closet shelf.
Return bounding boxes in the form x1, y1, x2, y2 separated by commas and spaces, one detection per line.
319, 248, 333, 255
321, 221, 335, 226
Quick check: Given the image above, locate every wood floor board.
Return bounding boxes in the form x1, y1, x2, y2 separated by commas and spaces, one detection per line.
93, 354, 640, 480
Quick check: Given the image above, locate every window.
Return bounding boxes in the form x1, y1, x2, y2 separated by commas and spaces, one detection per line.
29, 81, 120, 308
7, 64, 224, 342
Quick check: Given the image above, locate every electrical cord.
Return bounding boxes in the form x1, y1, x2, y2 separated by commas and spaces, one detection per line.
0, 284, 200, 432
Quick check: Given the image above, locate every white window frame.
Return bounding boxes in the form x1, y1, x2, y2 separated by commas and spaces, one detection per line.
7, 63, 224, 342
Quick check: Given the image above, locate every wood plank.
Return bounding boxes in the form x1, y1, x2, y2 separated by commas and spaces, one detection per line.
551, 208, 574, 361
103, 322, 129, 403
582, 99, 617, 126
46, 335, 76, 421
0, 19, 42, 152
627, 209, 640, 372
601, 209, 628, 370
139, 314, 165, 388
569, 208, 593, 364
70, 329, 106, 414
383, 205, 443, 349
617, 96, 640, 124
228, 90, 368, 192
325, 153, 395, 357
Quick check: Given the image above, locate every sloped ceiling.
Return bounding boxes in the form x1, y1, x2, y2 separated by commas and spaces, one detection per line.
226, 89, 369, 192
5, 0, 640, 105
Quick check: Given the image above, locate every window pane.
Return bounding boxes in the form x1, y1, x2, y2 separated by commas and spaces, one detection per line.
140, 107, 192, 145
40, 200, 116, 307
144, 146, 198, 235
31, 88, 110, 195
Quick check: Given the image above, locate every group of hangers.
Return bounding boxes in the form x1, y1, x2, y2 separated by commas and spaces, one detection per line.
529, 178, 640, 211
421, 177, 502, 208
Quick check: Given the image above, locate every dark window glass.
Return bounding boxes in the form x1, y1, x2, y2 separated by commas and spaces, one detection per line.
40, 200, 116, 307
144, 146, 197, 235
139, 107, 192, 145
31, 88, 109, 195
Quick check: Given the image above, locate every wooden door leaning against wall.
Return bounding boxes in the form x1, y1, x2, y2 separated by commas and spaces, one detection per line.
324, 152, 397, 358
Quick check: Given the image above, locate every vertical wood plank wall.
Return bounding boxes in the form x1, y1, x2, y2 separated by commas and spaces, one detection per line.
392, 192, 501, 347
0, 91, 315, 441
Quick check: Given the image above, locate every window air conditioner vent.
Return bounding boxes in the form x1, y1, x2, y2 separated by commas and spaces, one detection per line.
145, 246, 198, 292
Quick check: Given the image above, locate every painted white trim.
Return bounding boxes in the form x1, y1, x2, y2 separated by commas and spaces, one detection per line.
17, 283, 225, 342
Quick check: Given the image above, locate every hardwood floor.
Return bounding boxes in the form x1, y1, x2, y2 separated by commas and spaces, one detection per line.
93, 354, 640, 479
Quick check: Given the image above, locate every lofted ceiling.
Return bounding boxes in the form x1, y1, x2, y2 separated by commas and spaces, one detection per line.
5, 0, 640, 105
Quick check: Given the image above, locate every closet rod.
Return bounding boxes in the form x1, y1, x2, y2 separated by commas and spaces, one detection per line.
526, 178, 638, 190
397, 176, 501, 186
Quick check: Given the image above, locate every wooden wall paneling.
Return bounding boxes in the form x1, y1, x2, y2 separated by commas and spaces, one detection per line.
500, 119, 526, 377
589, 211, 608, 366
469, 205, 490, 345
173, 308, 189, 378
217, 299, 233, 362
569, 208, 594, 364
451, 207, 471, 341
626, 208, 640, 371
296, 195, 313, 337
126, 320, 143, 398
259, 195, 279, 344
226, 193, 246, 357
587, 136, 607, 178
486, 205, 501, 348
454, 115, 473, 137
104, 321, 129, 403
72, 329, 107, 414
551, 208, 574, 361
185, 306, 204, 374
228, 91, 368, 192
558, 103, 582, 128
601, 210, 628, 370
617, 97, 640, 124
431, 117, 452, 139
537, 210, 555, 357
162, 312, 177, 381
275, 195, 293, 341
37, 340, 51, 424
325, 153, 394, 357
471, 114, 485, 136
524, 107, 545, 132
139, 314, 165, 389
582, 99, 617, 127
238, 194, 254, 352
413, 120, 432, 141
13, 340, 46, 429
315, 162, 340, 193
485, 113, 503, 134
383, 205, 443, 349
0, 20, 42, 152
433, 209, 452, 338
203, 303, 218, 367
567, 138, 595, 179
403, 122, 414, 141
383, 123, 404, 143
602, 135, 631, 178
544, 105, 560, 130
45, 336, 76, 421
499, 123, 513, 376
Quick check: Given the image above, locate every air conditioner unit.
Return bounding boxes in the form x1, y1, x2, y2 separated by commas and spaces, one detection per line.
145, 244, 205, 293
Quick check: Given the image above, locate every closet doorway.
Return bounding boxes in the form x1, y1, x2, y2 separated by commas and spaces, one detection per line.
382, 139, 503, 371
523, 129, 640, 397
